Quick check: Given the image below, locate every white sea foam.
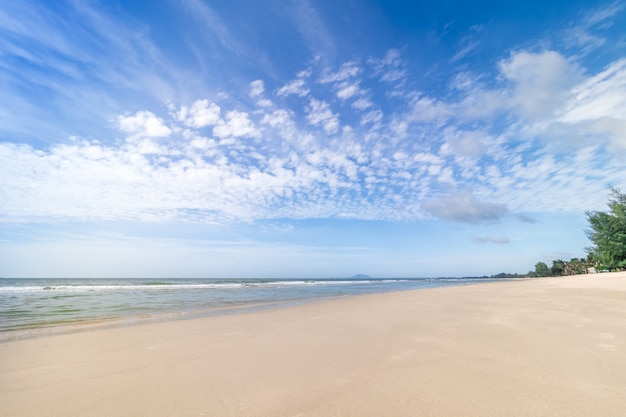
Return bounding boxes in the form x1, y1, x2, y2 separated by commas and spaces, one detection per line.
0, 279, 411, 293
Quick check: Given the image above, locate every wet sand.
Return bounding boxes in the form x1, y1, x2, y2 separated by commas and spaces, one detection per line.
1, 272, 626, 416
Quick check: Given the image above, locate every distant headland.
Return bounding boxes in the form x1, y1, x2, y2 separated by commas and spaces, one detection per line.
352, 274, 372, 279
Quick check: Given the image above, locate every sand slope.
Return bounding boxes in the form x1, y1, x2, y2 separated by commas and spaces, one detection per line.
1, 273, 626, 416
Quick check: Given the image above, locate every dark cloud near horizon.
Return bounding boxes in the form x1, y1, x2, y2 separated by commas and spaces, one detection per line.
472, 236, 511, 244
515, 214, 537, 223
422, 192, 508, 224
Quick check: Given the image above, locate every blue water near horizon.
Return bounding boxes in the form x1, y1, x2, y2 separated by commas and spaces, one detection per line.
0, 277, 506, 341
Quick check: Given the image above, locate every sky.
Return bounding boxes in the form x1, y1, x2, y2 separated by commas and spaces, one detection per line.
1, 0, 625, 278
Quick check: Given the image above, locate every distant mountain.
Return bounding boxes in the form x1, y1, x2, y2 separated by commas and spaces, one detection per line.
351, 274, 372, 279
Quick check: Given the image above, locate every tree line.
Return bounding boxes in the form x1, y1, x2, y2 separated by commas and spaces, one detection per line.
529, 187, 626, 277
481, 188, 625, 279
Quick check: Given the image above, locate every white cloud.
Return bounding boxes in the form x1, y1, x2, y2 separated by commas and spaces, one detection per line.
189, 136, 218, 151
410, 94, 452, 122
380, 69, 407, 83
4, 43, 626, 228
436, 167, 455, 185
213, 110, 260, 139
249, 80, 273, 107
352, 97, 373, 110
320, 61, 361, 83
261, 109, 294, 129
297, 69, 312, 78
563, 2, 625, 53
370, 49, 402, 68
493, 55, 626, 150
360, 109, 383, 126
392, 93, 451, 134
260, 109, 299, 143
499, 50, 583, 120
556, 59, 626, 135
583, 1, 624, 26
277, 79, 310, 97
442, 128, 487, 158
413, 152, 443, 165
176, 100, 221, 128
133, 138, 164, 155
450, 40, 479, 62
317, 62, 365, 101
256, 98, 273, 108
450, 25, 483, 63
306, 99, 340, 134
117, 111, 171, 138
249, 79, 265, 98
454, 87, 507, 120
335, 82, 361, 100
368, 49, 407, 85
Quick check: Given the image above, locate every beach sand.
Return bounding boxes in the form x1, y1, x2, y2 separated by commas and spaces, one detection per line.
1, 273, 626, 417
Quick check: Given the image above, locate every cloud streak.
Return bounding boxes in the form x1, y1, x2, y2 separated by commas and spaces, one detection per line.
472, 236, 511, 244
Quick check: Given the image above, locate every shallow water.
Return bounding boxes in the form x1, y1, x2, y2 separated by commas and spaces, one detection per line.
0, 277, 502, 340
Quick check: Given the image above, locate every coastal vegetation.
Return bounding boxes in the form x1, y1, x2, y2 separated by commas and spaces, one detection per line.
528, 188, 626, 277
526, 258, 596, 277
484, 188, 626, 279
585, 187, 626, 271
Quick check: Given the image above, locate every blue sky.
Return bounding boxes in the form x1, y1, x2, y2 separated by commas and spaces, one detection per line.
1, 0, 625, 278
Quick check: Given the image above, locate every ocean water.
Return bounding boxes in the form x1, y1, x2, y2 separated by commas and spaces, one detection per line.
0, 277, 501, 341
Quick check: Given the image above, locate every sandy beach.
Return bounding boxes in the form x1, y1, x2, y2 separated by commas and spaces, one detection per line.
1, 273, 626, 416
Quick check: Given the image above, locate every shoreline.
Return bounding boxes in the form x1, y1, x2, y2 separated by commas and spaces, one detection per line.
0, 297, 313, 343
0, 277, 509, 343
2, 272, 626, 416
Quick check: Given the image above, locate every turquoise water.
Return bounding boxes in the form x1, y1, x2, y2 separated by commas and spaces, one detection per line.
0, 277, 501, 340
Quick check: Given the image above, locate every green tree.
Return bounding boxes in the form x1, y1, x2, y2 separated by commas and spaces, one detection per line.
551, 259, 566, 276
535, 261, 551, 277
586, 188, 626, 270
565, 258, 587, 275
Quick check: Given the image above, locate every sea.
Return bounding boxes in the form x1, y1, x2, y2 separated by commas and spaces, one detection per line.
0, 277, 503, 341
